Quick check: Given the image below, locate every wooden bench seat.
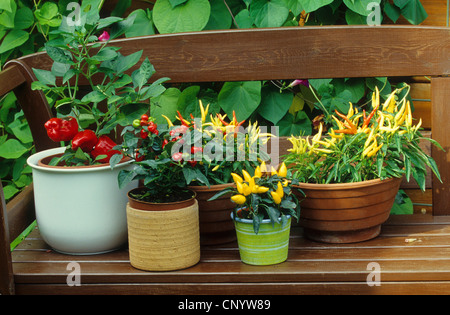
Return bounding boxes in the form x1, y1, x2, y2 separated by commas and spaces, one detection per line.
1, 25, 449, 295
11, 214, 450, 295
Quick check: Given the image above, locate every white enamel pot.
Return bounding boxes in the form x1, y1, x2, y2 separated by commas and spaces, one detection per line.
27, 147, 137, 255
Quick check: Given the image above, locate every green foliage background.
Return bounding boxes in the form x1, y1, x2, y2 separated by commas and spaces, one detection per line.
0, 0, 427, 202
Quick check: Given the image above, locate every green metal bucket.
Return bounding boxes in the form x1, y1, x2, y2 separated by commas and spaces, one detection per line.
232, 213, 291, 265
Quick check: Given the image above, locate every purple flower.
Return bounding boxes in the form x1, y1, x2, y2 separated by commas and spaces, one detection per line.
288, 79, 309, 88
98, 31, 110, 42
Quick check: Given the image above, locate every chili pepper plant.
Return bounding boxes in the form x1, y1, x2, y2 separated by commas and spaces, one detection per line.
210, 161, 300, 234
31, 7, 168, 166
283, 86, 443, 190
160, 100, 274, 187
118, 114, 194, 203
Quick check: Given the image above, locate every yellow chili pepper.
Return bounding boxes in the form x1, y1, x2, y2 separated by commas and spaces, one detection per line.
254, 166, 262, 178
231, 173, 243, 184
276, 182, 284, 199
278, 162, 287, 177
241, 183, 252, 196
270, 166, 278, 176
242, 169, 252, 183
161, 115, 174, 127
270, 191, 282, 205
231, 195, 246, 205
256, 186, 269, 193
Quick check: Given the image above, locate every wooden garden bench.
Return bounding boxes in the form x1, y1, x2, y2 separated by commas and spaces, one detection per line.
1, 25, 449, 295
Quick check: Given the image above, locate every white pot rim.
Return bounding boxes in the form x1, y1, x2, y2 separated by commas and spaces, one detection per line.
27, 147, 133, 173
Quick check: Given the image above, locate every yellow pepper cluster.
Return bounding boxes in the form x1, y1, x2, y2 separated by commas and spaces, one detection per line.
287, 86, 422, 161
230, 161, 288, 206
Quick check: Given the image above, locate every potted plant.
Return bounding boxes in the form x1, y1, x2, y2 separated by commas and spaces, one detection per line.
160, 101, 274, 245
26, 6, 168, 254
283, 86, 443, 243
210, 161, 300, 265
118, 115, 200, 271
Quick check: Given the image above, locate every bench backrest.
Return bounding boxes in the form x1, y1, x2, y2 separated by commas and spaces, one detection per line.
0, 26, 449, 294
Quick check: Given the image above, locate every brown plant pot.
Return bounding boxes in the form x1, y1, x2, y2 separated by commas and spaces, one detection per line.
293, 177, 403, 244
189, 183, 237, 246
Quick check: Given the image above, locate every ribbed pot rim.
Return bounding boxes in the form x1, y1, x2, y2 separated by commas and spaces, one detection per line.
231, 211, 291, 225
293, 176, 402, 190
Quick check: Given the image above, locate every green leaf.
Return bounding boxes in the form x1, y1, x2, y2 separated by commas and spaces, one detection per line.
0, 0, 16, 28
97, 16, 123, 29
384, 1, 401, 23
395, 0, 428, 25
125, 9, 155, 37
34, 2, 61, 27
45, 44, 73, 64
131, 57, 155, 90
298, 0, 333, 13
118, 169, 136, 189
116, 103, 149, 126
151, 87, 181, 126
32, 68, 56, 86
218, 81, 261, 121
169, 0, 189, 7
204, 0, 233, 30
153, 0, 211, 34
234, 9, 253, 28
3, 184, 19, 200
0, 30, 29, 54
8, 119, 33, 144
249, 0, 290, 28
81, 90, 107, 103
278, 111, 312, 137
343, 0, 381, 16
14, 7, 34, 29
0, 139, 28, 159
114, 51, 143, 74
258, 85, 293, 125
0, 0, 13, 12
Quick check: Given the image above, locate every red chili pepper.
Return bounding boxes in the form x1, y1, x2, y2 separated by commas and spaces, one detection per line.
135, 151, 144, 162
147, 121, 157, 134
91, 135, 121, 163
191, 146, 203, 154
44, 116, 79, 142
140, 129, 149, 139
162, 139, 169, 148
71, 130, 98, 153
172, 152, 183, 162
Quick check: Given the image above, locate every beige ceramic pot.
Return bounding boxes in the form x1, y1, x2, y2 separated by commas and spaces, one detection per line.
126, 187, 200, 271
293, 177, 403, 243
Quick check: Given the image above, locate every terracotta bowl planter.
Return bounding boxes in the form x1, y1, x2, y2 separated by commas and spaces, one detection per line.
293, 177, 403, 243
189, 183, 236, 246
